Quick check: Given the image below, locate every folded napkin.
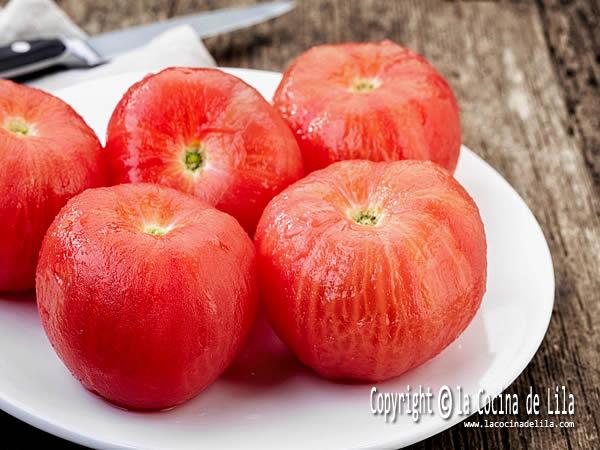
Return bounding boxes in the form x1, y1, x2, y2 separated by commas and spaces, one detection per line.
0, 0, 216, 91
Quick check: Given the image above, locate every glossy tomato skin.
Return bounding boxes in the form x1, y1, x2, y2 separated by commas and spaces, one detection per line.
0, 80, 106, 291
255, 160, 486, 381
105, 67, 304, 235
36, 183, 258, 410
273, 41, 461, 174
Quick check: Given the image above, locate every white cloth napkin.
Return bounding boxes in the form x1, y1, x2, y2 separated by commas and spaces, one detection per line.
0, 0, 216, 91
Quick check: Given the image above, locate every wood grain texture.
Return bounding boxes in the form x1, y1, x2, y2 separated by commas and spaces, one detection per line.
1, 0, 599, 449
538, 0, 600, 190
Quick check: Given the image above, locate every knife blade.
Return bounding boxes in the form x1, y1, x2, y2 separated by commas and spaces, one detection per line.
88, 1, 294, 59
0, 1, 294, 80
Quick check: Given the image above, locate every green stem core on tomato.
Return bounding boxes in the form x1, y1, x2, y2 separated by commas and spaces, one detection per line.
183, 142, 206, 173
143, 224, 171, 236
4, 117, 32, 136
350, 77, 381, 93
350, 208, 381, 226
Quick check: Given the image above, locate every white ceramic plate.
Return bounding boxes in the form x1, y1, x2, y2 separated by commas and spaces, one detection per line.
0, 68, 554, 450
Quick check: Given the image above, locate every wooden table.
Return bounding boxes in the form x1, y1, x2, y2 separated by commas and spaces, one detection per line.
1, 0, 598, 448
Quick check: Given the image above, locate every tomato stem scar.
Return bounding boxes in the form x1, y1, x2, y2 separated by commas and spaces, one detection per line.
349, 208, 381, 226
143, 224, 173, 236
4, 117, 33, 137
183, 142, 206, 172
350, 77, 381, 93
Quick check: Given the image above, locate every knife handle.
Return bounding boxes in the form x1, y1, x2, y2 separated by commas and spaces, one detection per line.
0, 38, 104, 80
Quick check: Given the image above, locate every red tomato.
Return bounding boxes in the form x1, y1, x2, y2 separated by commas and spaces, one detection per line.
273, 41, 461, 173
0, 80, 106, 291
255, 160, 486, 381
36, 183, 258, 410
105, 67, 304, 235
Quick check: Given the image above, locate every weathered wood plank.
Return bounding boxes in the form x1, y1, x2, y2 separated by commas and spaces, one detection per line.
538, 0, 600, 191
55, 0, 175, 34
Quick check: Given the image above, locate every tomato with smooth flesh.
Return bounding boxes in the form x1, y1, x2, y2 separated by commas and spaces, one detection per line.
36, 183, 258, 410
106, 67, 304, 235
0, 80, 106, 291
255, 160, 486, 381
273, 41, 461, 174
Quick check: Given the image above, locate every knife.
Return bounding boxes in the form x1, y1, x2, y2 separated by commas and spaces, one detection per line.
0, 1, 294, 80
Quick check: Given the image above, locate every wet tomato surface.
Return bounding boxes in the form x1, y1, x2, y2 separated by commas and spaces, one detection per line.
0, 80, 106, 291
255, 160, 486, 381
273, 41, 461, 174
106, 67, 304, 235
36, 183, 258, 410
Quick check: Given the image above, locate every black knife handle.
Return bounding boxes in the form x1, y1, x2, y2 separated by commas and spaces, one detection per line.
0, 39, 65, 70
0, 39, 68, 79
0, 38, 104, 80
